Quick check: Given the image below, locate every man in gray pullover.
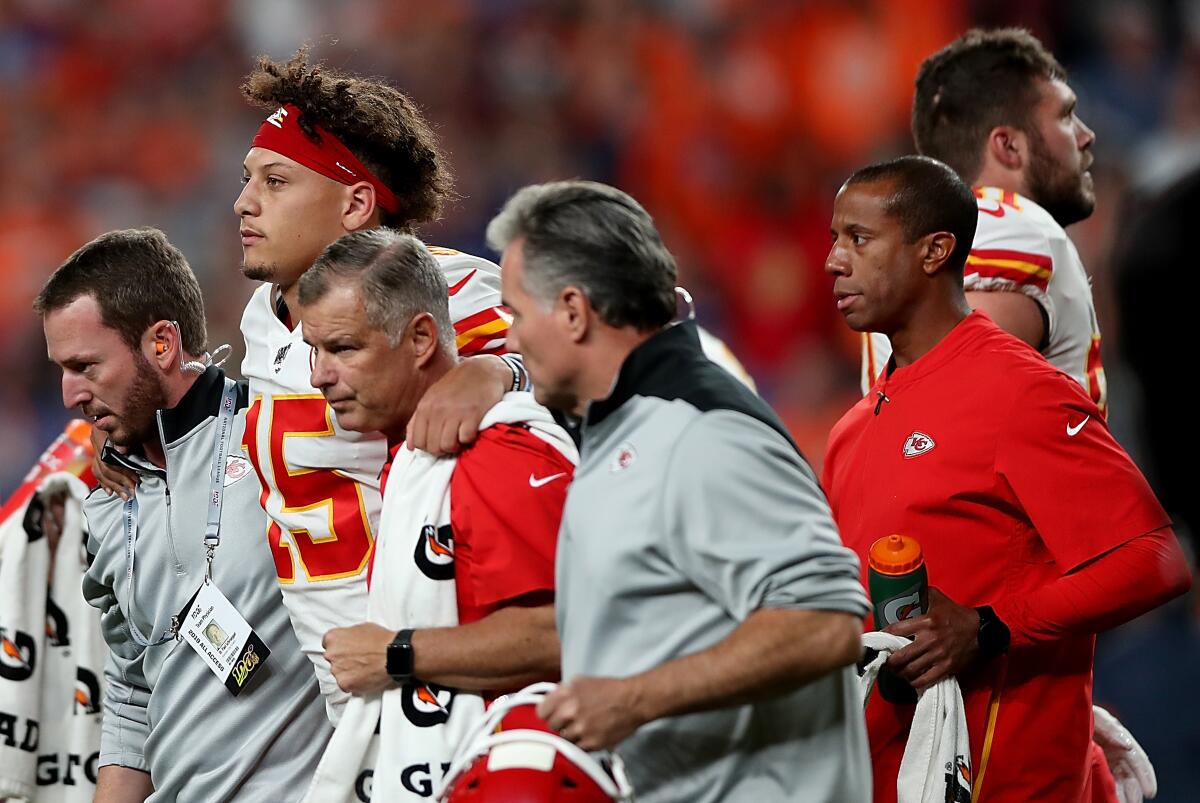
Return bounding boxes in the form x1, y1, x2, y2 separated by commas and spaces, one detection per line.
36, 228, 330, 802
486, 181, 872, 802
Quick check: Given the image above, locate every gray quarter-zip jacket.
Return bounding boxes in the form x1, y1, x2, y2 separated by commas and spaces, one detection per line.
82, 367, 330, 802
558, 321, 871, 803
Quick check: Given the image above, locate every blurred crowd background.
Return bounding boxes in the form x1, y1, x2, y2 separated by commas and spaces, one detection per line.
2, 0, 1197, 798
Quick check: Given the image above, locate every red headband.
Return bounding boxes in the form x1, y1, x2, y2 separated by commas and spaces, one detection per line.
250, 104, 400, 215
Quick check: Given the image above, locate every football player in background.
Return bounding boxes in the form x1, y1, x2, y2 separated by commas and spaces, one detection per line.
863, 29, 1106, 416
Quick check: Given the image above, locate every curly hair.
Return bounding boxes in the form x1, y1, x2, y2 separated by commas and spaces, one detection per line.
241, 48, 452, 230
912, 28, 1066, 184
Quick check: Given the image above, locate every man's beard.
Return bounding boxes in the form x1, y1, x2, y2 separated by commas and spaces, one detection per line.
1025, 129, 1095, 227
107, 352, 170, 449
242, 259, 276, 282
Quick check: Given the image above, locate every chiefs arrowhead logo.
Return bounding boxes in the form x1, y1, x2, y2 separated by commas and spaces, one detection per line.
610, 442, 637, 473
902, 431, 936, 459
225, 455, 252, 486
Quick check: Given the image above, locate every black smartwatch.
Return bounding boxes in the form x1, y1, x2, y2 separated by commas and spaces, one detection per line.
975, 606, 1010, 660
386, 629, 416, 684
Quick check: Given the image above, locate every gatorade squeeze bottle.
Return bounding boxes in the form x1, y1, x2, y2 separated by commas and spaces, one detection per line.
868, 534, 929, 704
0, 419, 96, 522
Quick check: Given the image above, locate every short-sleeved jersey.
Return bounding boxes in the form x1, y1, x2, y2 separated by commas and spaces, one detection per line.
239, 247, 509, 720
448, 423, 572, 625
826, 312, 1167, 803
863, 188, 1107, 415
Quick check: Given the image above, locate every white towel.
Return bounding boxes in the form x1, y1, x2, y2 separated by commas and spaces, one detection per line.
303, 393, 577, 802
0, 473, 104, 803
0, 481, 49, 800
859, 631, 972, 803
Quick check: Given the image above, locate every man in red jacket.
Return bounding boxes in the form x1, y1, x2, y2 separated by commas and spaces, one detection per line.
822, 154, 1190, 803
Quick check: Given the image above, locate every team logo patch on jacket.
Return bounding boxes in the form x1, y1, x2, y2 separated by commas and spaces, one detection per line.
224, 455, 252, 486
610, 442, 637, 472
413, 523, 455, 581
902, 431, 936, 459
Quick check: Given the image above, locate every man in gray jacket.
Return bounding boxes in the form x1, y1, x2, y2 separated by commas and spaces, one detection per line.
36, 228, 330, 802
486, 181, 872, 802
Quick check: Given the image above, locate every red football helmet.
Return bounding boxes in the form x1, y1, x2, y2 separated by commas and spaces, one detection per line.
438, 682, 635, 802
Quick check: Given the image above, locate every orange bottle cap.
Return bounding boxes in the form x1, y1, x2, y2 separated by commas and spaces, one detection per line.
868, 534, 924, 575
65, 418, 94, 446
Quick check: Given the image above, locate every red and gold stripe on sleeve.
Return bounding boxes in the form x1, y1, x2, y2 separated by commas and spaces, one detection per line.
454, 306, 511, 356
965, 248, 1053, 294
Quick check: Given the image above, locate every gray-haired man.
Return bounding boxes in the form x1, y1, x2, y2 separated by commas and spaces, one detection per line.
293, 229, 575, 799
488, 180, 872, 802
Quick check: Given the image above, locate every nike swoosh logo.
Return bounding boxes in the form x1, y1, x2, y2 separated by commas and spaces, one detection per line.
1067, 415, 1090, 437
529, 472, 566, 488
447, 269, 477, 297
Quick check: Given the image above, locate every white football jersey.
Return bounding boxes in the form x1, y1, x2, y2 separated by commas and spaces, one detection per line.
862, 187, 1106, 415
239, 247, 508, 722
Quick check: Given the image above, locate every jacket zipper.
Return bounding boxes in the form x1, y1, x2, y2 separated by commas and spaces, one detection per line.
874, 389, 890, 415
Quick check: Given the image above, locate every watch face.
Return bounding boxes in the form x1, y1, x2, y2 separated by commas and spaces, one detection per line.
387, 633, 415, 679
978, 609, 1010, 656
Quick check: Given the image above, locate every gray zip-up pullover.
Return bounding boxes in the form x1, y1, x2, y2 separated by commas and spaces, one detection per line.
82, 367, 330, 802
558, 321, 871, 803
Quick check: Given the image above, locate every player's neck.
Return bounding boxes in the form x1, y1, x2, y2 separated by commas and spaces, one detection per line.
276, 282, 301, 330
973, 163, 1030, 199
888, 294, 972, 368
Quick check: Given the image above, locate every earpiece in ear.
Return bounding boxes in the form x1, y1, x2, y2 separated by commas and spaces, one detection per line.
156, 342, 167, 355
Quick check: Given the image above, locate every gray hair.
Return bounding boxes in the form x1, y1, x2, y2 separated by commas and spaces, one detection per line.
298, 229, 455, 354
485, 180, 677, 331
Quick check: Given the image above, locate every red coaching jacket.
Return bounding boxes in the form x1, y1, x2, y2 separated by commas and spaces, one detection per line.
824, 312, 1171, 802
